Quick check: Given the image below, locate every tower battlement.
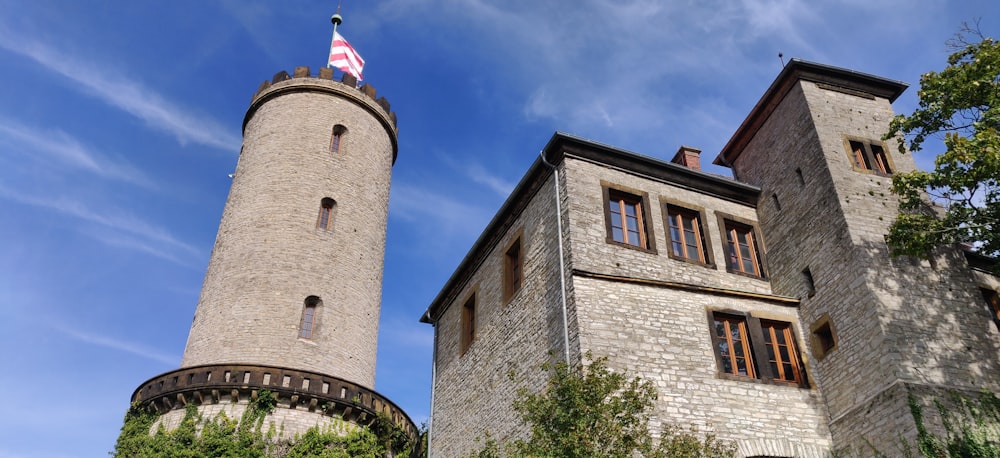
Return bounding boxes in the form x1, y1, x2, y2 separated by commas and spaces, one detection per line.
252, 66, 396, 128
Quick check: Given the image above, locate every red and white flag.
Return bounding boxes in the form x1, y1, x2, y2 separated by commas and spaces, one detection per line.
328, 31, 365, 80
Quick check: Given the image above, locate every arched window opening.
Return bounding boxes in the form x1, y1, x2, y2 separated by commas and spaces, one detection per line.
300, 296, 321, 339
317, 198, 336, 230
331, 124, 348, 153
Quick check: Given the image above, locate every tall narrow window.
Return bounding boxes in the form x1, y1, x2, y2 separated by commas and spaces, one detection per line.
607, 190, 648, 248
724, 221, 762, 276
331, 124, 347, 153
982, 288, 1000, 322
460, 294, 476, 355
847, 139, 893, 176
761, 321, 803, 384
300, 296, 321, 339
666, 205, 708, 263
503, 237, 523, 302
317, 198, 335, 230
712, 314, 755, 378
803, 267, 816, 297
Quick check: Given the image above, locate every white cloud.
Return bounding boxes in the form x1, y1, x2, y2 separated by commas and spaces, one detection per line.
49, 322, 178, 366
0, 186, 202, 262
0, 32, 240, 152
0, 120, 152, 187
389, 182, 494, 238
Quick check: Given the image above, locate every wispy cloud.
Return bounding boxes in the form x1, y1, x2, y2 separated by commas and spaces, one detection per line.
50, 322, 178, 366
389, 182, 494, 238
0, 186, 202, 263
465, 163, 516, 197
0, 120, 152, 187
0, 31, 240, 152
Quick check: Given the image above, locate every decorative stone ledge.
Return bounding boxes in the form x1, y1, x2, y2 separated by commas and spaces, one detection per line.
132, 364, 417, 440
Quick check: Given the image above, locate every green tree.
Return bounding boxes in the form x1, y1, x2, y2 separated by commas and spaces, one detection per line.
884, 23, 1000, 261
469, 353, 735, 457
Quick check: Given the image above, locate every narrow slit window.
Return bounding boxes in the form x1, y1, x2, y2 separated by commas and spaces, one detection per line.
331, 125, 347, 153
503, 237, 523, 301
803, 267, 816, 297
460, 294, 476, 355
317, 198, 335, 231
300, 296, 321, 339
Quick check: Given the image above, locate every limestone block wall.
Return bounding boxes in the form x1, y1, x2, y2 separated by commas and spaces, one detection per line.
573, 276, 832, 456
181, 72, 397, 389
562, 156, 774, 296
429, 170, 574, 457
730, 77, 1000, 451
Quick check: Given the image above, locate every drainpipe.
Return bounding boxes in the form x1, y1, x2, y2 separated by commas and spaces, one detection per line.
539, 151, 571, 365
423, 309, 438, 457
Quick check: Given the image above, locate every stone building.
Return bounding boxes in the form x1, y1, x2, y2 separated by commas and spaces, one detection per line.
128, 66, 417, 442
421, 59, 1000, 456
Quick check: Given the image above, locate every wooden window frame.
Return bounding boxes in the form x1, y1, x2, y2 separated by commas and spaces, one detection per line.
331, 124, 347, 153
299, 296, 321, 339
711, 313, 757, 379
317, 198, 335, 231
502, 231, 524, 303
844, 136, 894, 176
602, 184, 656, 253
460, 292, 477, 356
708, 310, 809, 387
717, 214, 766, 278
761, 320, 803, 384
662, 200, 713, 266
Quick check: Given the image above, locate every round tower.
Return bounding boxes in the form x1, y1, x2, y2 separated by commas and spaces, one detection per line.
128, 67, 415, 442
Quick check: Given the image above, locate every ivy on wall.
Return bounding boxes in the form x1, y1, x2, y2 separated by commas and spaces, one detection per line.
112, 390, 420, 458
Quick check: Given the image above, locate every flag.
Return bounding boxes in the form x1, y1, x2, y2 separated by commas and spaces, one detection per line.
328, 31, 365, 81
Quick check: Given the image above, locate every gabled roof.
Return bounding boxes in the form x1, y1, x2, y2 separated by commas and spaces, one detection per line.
421, 132, 761, 324
714, 59, 908, 167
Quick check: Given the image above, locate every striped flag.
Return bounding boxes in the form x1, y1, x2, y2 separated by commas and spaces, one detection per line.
328, 31, 365, 80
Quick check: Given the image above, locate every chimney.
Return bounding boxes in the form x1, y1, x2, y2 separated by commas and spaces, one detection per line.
671, 146, 702, 171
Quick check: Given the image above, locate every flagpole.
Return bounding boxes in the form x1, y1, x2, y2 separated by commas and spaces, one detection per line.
328, 11, 342, 69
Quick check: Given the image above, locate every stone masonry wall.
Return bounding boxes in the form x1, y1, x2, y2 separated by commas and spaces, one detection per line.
182, 77, 396, 389
731, 78, 1000, 452
563, 156, 774, 296
429, 169, 576, 457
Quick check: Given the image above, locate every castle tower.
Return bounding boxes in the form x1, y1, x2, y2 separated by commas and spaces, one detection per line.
128, 65, 416, 441
715, 59, 1000, 450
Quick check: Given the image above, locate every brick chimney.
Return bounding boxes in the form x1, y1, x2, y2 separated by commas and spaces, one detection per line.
671, 146, 702, 171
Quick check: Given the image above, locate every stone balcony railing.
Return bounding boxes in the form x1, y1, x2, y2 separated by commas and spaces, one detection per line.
132, 363, 417, 440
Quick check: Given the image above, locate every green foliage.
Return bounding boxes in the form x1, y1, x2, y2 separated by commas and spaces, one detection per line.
908, 390, 1000, 458
111, 390, 417, 458
468, 353, 735, 457
884, 24, 1000, 261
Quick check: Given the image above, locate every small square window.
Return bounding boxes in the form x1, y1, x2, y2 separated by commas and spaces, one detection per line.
846, 138, 893, 176
810, 313, 838, 360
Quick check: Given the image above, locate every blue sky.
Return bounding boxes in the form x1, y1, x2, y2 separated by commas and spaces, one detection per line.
0, 1, 997, 456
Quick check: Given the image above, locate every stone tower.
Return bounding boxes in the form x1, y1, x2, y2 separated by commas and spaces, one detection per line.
129, 66, 416, 440
715, 59, 1000, 450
